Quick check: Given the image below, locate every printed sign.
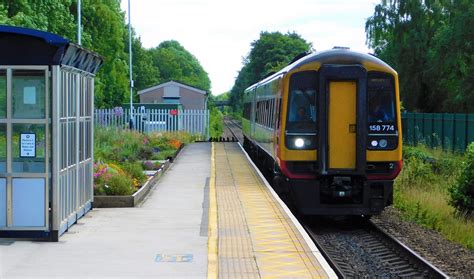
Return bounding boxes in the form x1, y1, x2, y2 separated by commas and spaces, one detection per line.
20, 133, 36, 158
23, 87, 37, 105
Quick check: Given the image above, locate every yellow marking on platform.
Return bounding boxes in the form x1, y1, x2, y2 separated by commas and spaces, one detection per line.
215, 142, 330, 278
207, 143, 218, 279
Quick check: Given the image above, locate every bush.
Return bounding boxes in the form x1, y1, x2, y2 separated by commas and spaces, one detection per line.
449, 143, 474, 216
400, 156, 435, 187
102, 175, 134, 196
121, 162, 147, 184
93, 162, 135, 195
403, 145, 434, 162
210, 107, 223, 138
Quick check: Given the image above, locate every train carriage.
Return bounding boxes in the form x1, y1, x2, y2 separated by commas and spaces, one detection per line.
242, 48, 402, 216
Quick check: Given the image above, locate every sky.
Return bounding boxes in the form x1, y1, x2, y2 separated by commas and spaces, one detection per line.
120, 0, 378, 95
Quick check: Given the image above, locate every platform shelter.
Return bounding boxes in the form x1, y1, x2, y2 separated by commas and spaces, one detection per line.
0, 25, 102, 240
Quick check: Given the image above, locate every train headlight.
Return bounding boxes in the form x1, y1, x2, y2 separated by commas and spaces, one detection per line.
368, 136, 397, 150
294, 138, 305, 148
285, 134, 317, 150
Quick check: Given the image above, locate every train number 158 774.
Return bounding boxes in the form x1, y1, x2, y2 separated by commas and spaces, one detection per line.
369, 124, 395, 132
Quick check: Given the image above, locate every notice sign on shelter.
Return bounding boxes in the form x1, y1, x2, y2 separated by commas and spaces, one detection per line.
20, 133, 36, 158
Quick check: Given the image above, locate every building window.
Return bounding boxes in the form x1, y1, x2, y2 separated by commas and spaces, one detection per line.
163, 97, 180, 104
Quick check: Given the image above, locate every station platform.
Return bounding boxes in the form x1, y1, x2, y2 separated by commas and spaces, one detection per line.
210, 142, 336, 278
0, 142, 335, 278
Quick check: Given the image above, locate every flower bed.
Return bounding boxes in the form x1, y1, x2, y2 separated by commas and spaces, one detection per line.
93, 128, 193, 200
93, 160, 171, 208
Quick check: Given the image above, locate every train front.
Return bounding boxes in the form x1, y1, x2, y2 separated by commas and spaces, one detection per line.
277, 49, 402, 216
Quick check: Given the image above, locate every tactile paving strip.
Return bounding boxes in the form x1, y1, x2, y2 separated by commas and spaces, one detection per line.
215, 142, 330, 278
215, 145, 260, 279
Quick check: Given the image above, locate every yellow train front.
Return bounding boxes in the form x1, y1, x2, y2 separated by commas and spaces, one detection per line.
242, 48, 402, 216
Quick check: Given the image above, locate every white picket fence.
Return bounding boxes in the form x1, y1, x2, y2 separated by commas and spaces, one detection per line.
94, 108, 209, 139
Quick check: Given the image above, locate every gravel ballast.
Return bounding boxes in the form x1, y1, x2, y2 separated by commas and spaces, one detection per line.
372, 206, 474, 278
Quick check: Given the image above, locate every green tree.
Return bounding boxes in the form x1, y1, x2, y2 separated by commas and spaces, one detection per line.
229, 31, 312, 111
149, 40, 210, 91
124, 29, 160, 102
0, 1, 210, 109
0, 0, 76, 39
0, 0, 130, 108
80, 0, 129, 107
366, 0, 473, 113
425, 0, 474, 112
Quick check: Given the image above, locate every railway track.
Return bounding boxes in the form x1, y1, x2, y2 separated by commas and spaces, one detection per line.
222, 117, 448, 278
222, 116, 243, 142
304, 218, 447, 278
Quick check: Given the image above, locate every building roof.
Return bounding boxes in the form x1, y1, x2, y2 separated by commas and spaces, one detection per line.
138, 80, 208, 95
0, 25, 103, 74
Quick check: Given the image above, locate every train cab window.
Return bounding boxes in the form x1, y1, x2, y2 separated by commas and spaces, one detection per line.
367, 73, 398, 150
286, 71, 318, 132
285, 71, 318, 150
367, 74, 396, 123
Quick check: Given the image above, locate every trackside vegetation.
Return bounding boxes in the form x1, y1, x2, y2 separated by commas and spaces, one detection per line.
209, 107, 223, 138
449, 143, 474, 216
395, 144, 474, 250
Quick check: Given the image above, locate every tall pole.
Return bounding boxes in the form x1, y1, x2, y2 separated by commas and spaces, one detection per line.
128, 0, 134, 128
77, 0, 81, 45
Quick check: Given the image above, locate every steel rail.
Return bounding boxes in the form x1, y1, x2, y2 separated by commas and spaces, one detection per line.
303, 219, 449, 278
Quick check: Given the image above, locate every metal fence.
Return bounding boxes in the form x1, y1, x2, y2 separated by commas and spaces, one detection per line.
402, 112, 474, 152
94, 108, 210, 139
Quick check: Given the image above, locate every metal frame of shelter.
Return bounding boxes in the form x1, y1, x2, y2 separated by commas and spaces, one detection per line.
0, 25, 102, 240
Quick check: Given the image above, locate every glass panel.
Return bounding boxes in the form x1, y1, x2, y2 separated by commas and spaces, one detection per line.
61, 122, 67, 169
87, 78, 92, 116
68, 122, 76, 165
86, 121, 91, 159
12, 124, 46, 173
81, 76, 86, 117
286, 71, 318, 132
12, 178, 45, 227
0, 124, 6, 172
12, 70, 46, 119
79, 121, 85, 161
368, 74, 396, 123
69, 74, 76, 117
0, 70, 6, 118
0, 179, 6, 227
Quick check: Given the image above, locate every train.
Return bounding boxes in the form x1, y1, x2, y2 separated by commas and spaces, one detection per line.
241, 48, 402, 216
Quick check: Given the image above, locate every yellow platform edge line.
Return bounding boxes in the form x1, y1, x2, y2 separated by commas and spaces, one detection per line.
236, 142, 339, 279
207, 143, 218, 279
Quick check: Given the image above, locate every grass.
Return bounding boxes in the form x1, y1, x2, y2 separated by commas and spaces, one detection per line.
394, 145, 474, 250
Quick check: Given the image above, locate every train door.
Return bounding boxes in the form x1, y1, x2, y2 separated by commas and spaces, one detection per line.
251, 88, 256, 139
318, 65, 367, 175
328, 81, 356, 169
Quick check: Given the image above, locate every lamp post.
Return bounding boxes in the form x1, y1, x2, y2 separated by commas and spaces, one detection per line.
128, 0, 134, 129
77, 0, 81, 45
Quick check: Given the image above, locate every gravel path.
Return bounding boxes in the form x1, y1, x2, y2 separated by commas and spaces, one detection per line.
372, 207, 474, 278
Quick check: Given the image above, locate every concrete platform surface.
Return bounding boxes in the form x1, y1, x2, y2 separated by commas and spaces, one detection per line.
0, 143, 211, 279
